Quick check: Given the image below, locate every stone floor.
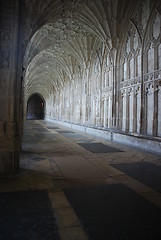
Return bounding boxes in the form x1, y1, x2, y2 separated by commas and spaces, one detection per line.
0, 120, 161, 240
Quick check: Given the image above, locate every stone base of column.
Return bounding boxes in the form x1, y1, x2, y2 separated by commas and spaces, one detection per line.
0, 151, 19, 176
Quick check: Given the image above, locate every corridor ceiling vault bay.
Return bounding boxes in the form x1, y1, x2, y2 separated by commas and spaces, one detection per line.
23, 0, 161, 134
23, 0, 139, 113
22, 0, 161, 146
24, 0, 130, 94
0, 0, 161, 175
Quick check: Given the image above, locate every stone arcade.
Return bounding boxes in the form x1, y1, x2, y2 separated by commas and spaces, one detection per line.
0, 0, 161, 175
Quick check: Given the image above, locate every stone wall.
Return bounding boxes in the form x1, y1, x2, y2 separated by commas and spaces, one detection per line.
119, 2, 161, 137
45, 1, 161, 141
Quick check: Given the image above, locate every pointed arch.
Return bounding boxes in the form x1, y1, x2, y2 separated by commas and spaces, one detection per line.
26, 93, 45, 120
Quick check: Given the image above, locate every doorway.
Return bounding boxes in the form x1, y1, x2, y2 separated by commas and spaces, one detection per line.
26, 94, 45, 120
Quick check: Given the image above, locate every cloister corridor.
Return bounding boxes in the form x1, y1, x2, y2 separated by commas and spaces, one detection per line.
1, 0, 161, 239
0, 119, 161, 239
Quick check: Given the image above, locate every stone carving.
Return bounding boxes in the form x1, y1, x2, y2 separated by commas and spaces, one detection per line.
0, 29, 11, 69
0, 50, 10, 69
0, 31, 11, 41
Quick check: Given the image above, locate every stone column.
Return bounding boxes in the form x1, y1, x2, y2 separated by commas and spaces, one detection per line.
133, 87, 137, 133
128, 88, 134, 133
0, 0, 23, 175
101, 97, 104, 127
108, 92, 112, 128
103, 95, 107, 128
122, 89, 129, 132
94, 97, 96, 126
145, 83, 154, 136
110, 48, 117, 128
153, 82, 158, 136
157, 83, 161, 136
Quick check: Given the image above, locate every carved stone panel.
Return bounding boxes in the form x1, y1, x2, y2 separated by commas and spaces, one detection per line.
158, 87, 161, 136
146, 85, 154, 136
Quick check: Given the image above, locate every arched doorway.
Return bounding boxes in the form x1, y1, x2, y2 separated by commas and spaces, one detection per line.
26, 94, 45, 120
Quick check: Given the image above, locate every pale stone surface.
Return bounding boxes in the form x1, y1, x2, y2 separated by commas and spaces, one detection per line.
49, 119, 161, 154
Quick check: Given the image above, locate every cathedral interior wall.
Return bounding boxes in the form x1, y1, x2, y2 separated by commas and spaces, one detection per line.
44, 1, 161, 153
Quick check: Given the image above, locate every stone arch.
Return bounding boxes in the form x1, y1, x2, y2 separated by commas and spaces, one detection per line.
26, 93, 45, 120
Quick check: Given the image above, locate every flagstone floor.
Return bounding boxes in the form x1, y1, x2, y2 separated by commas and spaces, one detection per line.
0, 120, 161, 240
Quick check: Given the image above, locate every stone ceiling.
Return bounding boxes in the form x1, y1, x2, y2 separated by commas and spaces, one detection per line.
23, 0, 138, 101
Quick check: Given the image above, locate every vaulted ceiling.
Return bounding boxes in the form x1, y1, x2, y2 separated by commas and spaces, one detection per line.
23, 0, 139, 101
